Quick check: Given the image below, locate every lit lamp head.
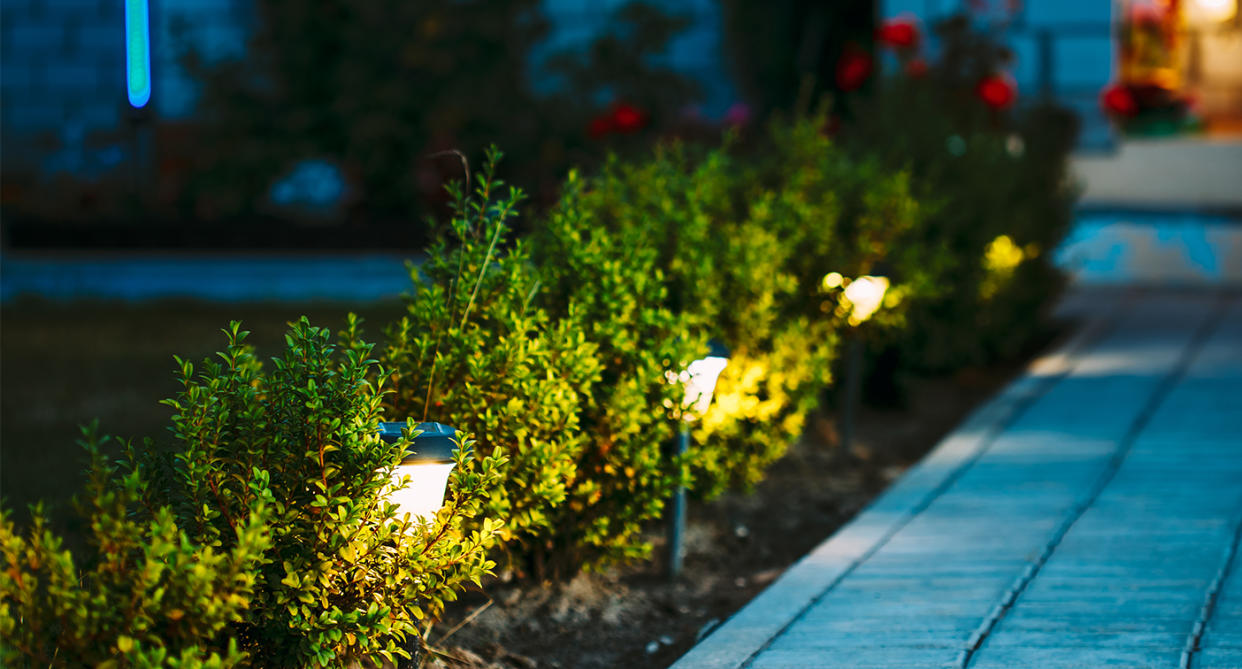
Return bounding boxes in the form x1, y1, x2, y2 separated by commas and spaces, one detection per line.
379, 421, 463, 525
1187, 0, 1236, 24
841, 275, 890, 326
673, 340, 731, 420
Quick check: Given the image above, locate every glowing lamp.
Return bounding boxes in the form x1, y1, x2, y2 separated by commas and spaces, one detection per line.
124, 0, 151, 108
378, 422, 462, 524
669, 340, 731, 420
665, 340, 729, 579
843, 275, 890, 325
1187, 0, 1236, 23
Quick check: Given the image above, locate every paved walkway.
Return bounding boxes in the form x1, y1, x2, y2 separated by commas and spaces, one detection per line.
672, 290, 1242, 669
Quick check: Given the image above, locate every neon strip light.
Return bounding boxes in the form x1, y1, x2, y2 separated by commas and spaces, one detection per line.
124, 0, 151, 108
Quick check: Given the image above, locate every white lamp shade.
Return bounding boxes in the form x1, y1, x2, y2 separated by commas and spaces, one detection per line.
843, 275, 890, 324
678, 355, 730, 418
389, 461, 457, 524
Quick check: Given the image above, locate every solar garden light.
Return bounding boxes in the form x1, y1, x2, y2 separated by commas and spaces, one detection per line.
378, 421, 463, 526
665, 340, 730, 579
823, 273, 890, 455
378, 421, 466, 669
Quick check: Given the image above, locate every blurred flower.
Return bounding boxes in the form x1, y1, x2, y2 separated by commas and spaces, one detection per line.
588, 115, 614, 138
823, 114, 843, 137
836, 46, 873, 92
976, 72, 1017, 109
723, 102, 753, 127
876, 16, 920, 50
1005, 133, 1025, 157
1100, 83, 1139, 117
611, 102, 647, 133
946, 134, 967, 156
905, 58, 929, 78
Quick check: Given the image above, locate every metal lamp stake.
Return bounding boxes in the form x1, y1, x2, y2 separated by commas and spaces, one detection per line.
667, 425, 692, 579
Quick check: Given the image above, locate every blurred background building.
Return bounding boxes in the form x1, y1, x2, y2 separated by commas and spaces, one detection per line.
1, 0, 1239, 247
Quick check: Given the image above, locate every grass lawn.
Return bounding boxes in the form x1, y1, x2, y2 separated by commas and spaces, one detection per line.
1, 299, 406, 526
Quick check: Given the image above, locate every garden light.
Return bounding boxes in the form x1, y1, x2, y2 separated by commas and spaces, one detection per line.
827, 274, 890, 455
667, 341, 730, 579
669, 340, 731, 421
379, 421, 461, 524
842, 275, 890, 326
1187, 0, 1236, 24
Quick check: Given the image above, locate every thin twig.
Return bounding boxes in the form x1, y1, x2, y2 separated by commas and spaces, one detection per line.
424, 149, 470, 195
435, 599, 493, 645
457, 219, 504, 330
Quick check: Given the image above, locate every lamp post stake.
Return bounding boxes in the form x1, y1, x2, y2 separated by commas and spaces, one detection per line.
667, 425, 691, 579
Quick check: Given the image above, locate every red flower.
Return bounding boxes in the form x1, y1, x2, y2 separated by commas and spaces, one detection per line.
876, 17, 920, 50
905, 58, 929, 78
588, 115, 614, 138
836, 47, 873, 92
976, 72, 1017, 110
1100, 84, 1138, 118
611, 103, 647, 133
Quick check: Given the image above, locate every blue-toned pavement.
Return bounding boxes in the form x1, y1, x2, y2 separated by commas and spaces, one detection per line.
672, 291, 1242, 669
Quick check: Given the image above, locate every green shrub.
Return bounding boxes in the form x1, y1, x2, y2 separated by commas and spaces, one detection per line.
151, 317, 504, 666
542, 145, 819, 498
377, 150, 600, 577
531, 170, 703, 571
2, 318, 506, 668
0, 428, 269, 668
543, 124, 927, 497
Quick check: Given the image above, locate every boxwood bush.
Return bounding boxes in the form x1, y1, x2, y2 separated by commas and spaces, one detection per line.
0, 427, 269, 667
376, 150, 601, 577
542, 121, 927, 497
531, 170, 705, 572
2, 318, 506, 667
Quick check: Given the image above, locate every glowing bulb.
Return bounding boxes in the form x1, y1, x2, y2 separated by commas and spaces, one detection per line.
1188, 0, 1236, 23
389, 462, 457, 522
842, 275, 890, 325
379, 422, 460, 526
666, 342, 730, 421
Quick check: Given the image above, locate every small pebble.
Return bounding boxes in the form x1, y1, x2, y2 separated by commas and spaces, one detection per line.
646, 641, 660, 654
659, 635, 674, 646
735, 577, 747, 588
734, 524, 750, 539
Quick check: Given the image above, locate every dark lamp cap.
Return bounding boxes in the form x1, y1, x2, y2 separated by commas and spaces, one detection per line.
378, 421, 463, 464
707, 339, 730, 359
